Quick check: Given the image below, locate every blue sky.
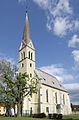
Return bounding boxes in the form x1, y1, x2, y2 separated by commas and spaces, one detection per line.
0, 0, 79, 104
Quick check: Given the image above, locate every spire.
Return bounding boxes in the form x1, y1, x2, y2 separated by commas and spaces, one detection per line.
22, 11, 31, 45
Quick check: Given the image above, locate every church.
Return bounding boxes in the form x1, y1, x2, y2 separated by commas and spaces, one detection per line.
18, 13, 72, 115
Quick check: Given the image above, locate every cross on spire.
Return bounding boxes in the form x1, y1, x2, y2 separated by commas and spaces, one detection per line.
26, 6, 28, 15
25, 0, 28, 16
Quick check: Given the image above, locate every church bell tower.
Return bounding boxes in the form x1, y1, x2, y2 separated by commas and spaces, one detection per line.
19, 13, 35, 78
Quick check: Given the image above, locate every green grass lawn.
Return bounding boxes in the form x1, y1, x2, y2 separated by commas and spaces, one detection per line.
0, 117, 47, 120
0, 115, 79, 120
63, 114, 79, 119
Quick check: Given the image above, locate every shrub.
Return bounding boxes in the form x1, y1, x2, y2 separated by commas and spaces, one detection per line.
32, 113, 46, 118
53, 113, 63, 119
57, 114, 63, 119
0, 114, 5, 116
53, 113, 58, 119
48, 114, 52, 119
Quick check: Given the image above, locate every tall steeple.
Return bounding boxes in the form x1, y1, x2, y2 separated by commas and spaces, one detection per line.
19, 11, 35, 76
22, 12, 31, 45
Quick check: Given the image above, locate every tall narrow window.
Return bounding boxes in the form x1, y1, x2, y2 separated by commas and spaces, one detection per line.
46, 107, 49, 113
30, 73, 32, 78
46, 89, 48, 102
22, 63, 24, 67
63, 94, 65, 105
31, 52, 33, 60
30, 107, 32, 115
60, 93, 62, 104
30, 63, 32, 67
21, 53, 23, 60
28, 51, 30, 59
23, 51, 25, 59
55, 92, 57, 104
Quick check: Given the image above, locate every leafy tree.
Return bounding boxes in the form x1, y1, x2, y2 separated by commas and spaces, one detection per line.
14, 73, 38, 116
0, 59, 17, 116
0, 59, 38, 116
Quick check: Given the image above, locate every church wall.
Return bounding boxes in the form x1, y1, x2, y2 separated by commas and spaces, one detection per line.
40, 84, 71, 115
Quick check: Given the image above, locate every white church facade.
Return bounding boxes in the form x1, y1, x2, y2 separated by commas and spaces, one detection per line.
18, 13, 72, 115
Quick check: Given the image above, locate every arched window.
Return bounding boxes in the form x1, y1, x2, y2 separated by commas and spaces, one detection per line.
22, 63, 24, 67
31, 52, 33, 60
30, 73, 32, 78
55, 92, 57, 104
30, 63, 32, 67
21, 53, 23, 60
28, 51, 30, 59
46, 107, 49, 113
63, 94, 65, 105
23, 51, 25, 59
46, 89, 48, 102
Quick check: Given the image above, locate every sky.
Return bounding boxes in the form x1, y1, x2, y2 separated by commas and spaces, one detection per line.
0, 0, 79, 105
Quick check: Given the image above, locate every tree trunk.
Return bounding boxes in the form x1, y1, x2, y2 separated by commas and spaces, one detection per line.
20, 101, 23, 117
17, 102, 21, 117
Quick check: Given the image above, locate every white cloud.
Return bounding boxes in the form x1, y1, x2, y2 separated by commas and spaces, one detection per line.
50, 0, 73, 17
68, 35, 79, 48
53, 17, 73, 36
40, 64, 74, 82
33, 0, 49, 9
74, 19, 79, 30
64, 83, 79, 90
72, 50, 79, 69
33, 0, 79, 37
0, 53, 16, 65
33, 0, 73, 15
64, 83, 79, 104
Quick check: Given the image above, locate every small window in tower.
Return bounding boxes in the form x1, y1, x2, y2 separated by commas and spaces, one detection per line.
23, 51, 25, 59
28, 51, 30, 59
31, 52, 33, 60
21, 53, 23, 60
30, 73, 32, 78
30, 63, 32, 67
22, 63, 24, 67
